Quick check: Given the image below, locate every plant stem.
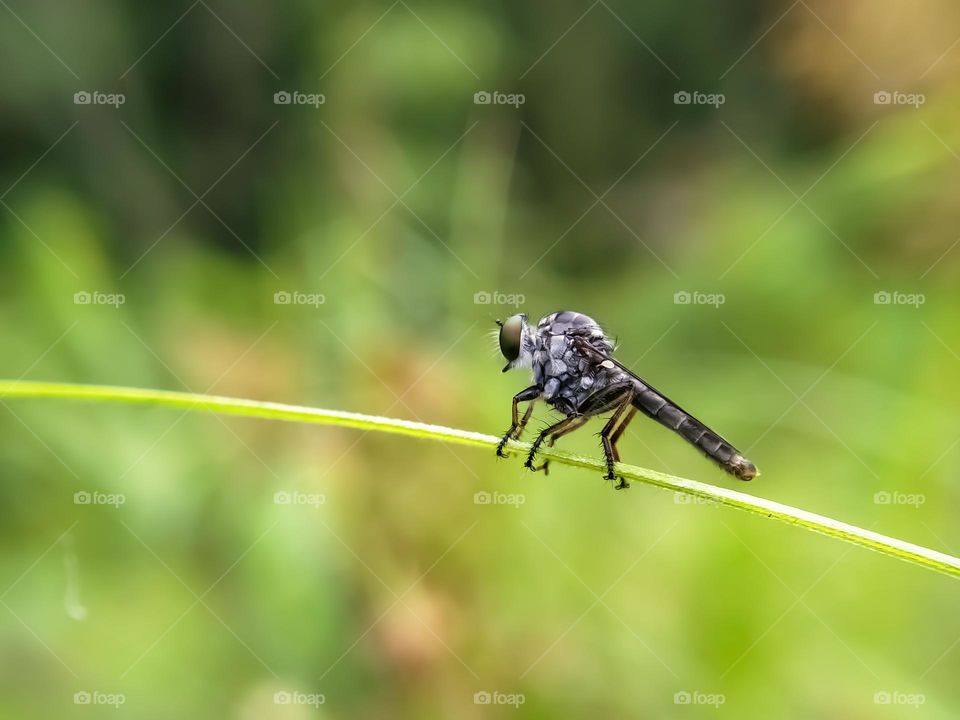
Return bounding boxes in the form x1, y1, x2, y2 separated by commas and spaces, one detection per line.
2, 379, 957, 580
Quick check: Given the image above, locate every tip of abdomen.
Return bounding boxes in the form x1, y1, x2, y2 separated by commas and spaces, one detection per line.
730, 454, 758, 481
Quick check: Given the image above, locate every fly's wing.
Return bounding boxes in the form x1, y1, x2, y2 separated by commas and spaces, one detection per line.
567, 335, 758, 480
565, 335, 697, 417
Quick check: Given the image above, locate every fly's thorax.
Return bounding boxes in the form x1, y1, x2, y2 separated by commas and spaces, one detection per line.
523, 311, 618, 397
537, 310, 605, 337
546, 342, 627, 411
531, 334, 550, 386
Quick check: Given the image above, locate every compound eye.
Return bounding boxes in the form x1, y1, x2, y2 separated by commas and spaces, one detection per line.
498, 315, 522, 361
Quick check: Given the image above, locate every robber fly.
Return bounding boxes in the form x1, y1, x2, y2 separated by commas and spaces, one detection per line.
494, 310, 757, 489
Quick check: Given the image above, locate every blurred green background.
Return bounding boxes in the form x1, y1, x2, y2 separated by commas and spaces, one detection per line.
2, 0, 960, 717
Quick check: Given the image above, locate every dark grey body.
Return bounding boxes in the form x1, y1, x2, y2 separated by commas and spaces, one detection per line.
532, 311, 623, 416
497, 310, 757, 485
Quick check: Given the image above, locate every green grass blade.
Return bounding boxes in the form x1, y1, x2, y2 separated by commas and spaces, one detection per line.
2, 379, 958, 580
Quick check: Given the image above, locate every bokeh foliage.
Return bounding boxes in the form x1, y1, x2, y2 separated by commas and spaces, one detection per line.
2, 0, 960, 717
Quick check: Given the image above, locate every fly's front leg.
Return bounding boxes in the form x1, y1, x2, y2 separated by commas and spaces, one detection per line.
513, 403, 535, 440
497, 386, 539, 457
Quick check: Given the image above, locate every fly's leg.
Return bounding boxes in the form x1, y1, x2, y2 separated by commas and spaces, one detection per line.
600, 396, 637, 489
497, 386, 539, 457
609, 406, 637, 447
502, 403, 536, 453
527, 415, 590, 475
575, 381, 636, 490
525, 415, 585, 470
513, 403, 536, 439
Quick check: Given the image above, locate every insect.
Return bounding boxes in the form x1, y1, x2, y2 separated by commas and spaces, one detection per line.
494, 310, 757, 489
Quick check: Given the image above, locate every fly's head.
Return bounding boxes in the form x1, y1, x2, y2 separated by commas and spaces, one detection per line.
496, 313, 536, 373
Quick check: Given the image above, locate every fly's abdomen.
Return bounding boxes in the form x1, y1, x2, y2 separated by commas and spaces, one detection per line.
632, 381, 758, 481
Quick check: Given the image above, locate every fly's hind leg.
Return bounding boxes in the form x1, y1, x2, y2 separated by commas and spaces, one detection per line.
497, 386, 539, 457
577, 382, 636, 489
608, 406, 637, 447
603, 405, 637, 489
